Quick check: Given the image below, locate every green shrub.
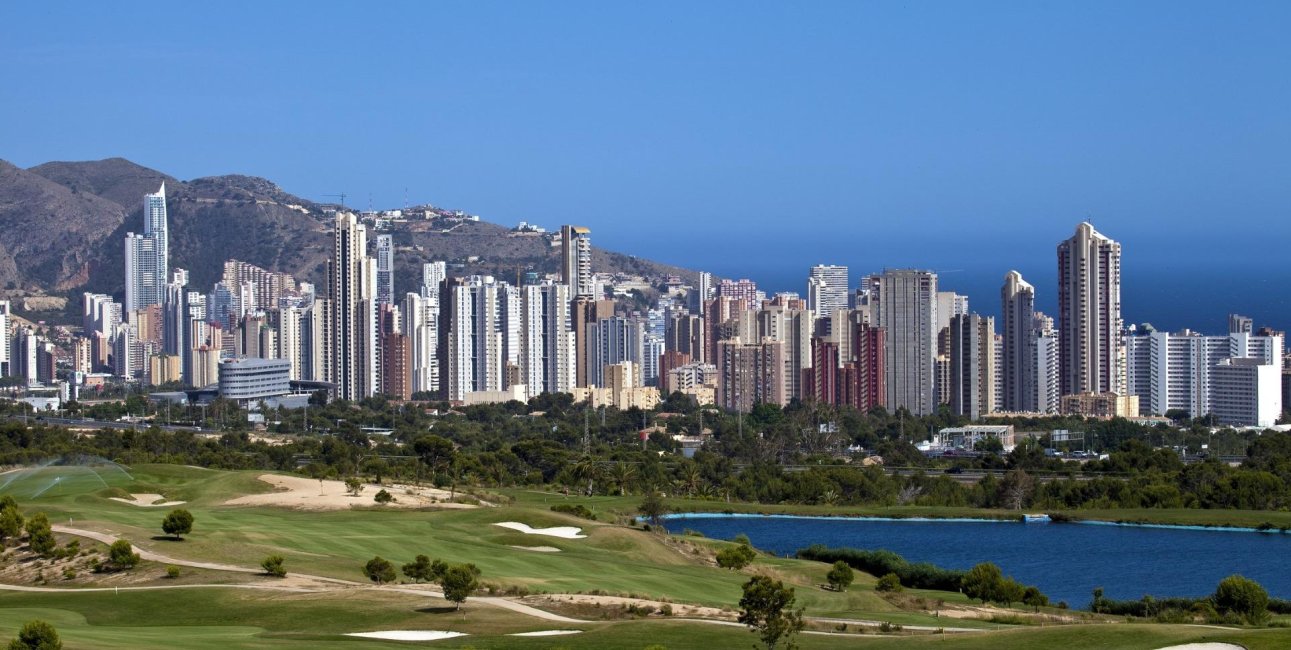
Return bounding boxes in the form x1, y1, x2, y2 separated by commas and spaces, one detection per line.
875, 572, 902, 593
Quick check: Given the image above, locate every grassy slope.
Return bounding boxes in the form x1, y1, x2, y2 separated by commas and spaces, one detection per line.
1, 465, 1289, 648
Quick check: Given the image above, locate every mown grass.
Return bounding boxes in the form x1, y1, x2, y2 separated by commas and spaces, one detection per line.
2, 465, 1290, 649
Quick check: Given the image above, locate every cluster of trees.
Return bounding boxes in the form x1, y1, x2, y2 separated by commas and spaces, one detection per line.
6, 395, 1291, 515
1092, 575, 1279, 624
362, 555, 481, 610
798, 546, 1050, 609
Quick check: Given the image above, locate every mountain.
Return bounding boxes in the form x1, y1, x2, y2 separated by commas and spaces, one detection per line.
1, 157, 700, 319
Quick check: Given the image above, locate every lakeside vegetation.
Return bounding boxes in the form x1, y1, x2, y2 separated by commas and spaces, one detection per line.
3, 395, 1291, 530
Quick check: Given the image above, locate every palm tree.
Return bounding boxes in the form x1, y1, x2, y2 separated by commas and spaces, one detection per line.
610, 462, 637, 496
678, 464, 702, 497
571, 456, 601, 496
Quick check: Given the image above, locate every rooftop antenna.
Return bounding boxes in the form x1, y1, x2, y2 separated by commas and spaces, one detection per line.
368, 192, 373, 212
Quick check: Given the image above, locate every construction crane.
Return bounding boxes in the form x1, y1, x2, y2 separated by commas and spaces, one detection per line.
322, 192, 348, 209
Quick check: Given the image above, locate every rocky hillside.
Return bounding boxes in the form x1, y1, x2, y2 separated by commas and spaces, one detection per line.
0, 158, 699, 320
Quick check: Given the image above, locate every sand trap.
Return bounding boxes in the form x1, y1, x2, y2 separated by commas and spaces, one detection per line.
110, 493, 187, 507
495, 522, 586, 539
509, 630, 582, 637
509, 545, 562, 553
345, 631, 467, 641
224, 475, 476, 511
1156, 645, 1244, 650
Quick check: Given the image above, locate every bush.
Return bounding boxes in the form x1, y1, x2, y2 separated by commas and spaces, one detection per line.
165, 565, 180, 579
875, 572, 902, 593
797, 546, 963, 591
8, 619, 61, 650
550, 504, 596, 520
24, 513, 56, 558
1214, 574, 1269, 624
373, 489, 394, 504
108, 540, 140, 570
716, 543, 756, 570
261, 555, 286, 577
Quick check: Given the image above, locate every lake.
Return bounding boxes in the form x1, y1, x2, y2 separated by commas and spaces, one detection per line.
662, 514, 1291, 608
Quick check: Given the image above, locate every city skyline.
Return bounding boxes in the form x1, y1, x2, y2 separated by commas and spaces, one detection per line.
3, 2, 1290, 334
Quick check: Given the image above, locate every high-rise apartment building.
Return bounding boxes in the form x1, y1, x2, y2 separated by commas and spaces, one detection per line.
1057, 222, 1123, 396
519, 281, 576, 398
870, 269, 938, 415
716, 338, 785, 412
422, 261, 447, 297
716, 278, 759, 306
561, 225, 594, 297
328, 213, 378, 401
949, 313, 996, 420
375, 234, 395, 306
402, 292, 440, 396
125, 185, 169, 315
446, 275, 511, 401
807, 265, 849, 320
1001, 270, 1037, 412
589, 316, 645, 388
1123, 328, 1283, 419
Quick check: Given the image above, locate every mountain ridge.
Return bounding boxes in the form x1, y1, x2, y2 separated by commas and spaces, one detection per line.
0, 157, 699, 320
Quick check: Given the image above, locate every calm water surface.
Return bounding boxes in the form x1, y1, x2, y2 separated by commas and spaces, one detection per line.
664, 514, 1291, 608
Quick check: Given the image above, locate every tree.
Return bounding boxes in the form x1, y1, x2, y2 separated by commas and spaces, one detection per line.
716, 543, 756, 570
7, 619, 61, 650
24, 513, 55, 557
738, 575, 805, 650
638, 491, 668, 527
344, 477, 363, 496
161, 509, 194, 539
261, 555, 286, 577
440, 563, 481, 610
413, 435, 456, 483
1023, 586, 1048, 612
827, 561, 855, 592
373, 489, 394, 504
0, 497, 22, 542
1213, 574, 1269, 624
875, 572, 902, 593
108, 540, 140, 570
961, 562, 1003, 604
364, 556, 396, 584
402, 554, 435, 583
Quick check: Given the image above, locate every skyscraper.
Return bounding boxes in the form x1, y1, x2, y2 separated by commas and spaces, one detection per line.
806, 265, 849, 320
328, 212, 378, 401
1057, 222, 1123, 396
870, 269, 938, 415
403, 292, 440, 396
125, 184, 169, 315
520, 280, 575, 398
1001, 270, 1037, 412
560, 225, 594, 297
375, 234, 395, 306
949, 312, 996, 420
446, 275, 509, 401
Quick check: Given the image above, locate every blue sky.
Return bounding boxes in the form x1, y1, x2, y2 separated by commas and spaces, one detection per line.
3, 1, 1289, 328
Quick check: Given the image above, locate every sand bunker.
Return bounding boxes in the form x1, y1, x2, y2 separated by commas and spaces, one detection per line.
494, 522, 586, 539
224, 474, 476, 511
1156, 645, 1244, 650
345, 631, 467, 641
509, 630, 582, 637
509, 545, 561, 552
110, 493, 187, 507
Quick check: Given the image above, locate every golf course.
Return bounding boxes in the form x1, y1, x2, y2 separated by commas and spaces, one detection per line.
0, 462, 1287, 649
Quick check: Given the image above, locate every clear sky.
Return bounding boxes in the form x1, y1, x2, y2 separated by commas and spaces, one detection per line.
3, 2, 1289, 328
